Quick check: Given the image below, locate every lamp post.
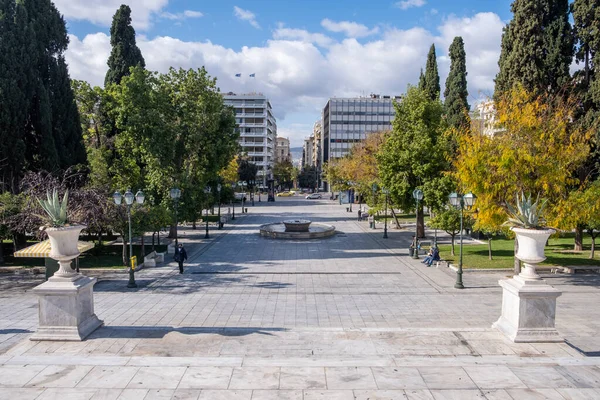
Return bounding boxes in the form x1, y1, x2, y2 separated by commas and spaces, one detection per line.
371, 183, 378, 230
242, 181, 247, 212
217, 184, 222, 229
169, 188, 181, 246
250, 179, 255, 206
448, 192, 477, 289
231, 183, 236, 220
382, 188, 389, 239
412, 189, 423, 259
113, 188, 145, 288
204, 186, 211, 239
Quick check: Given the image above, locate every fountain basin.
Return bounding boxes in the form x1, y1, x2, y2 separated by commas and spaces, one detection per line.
260, 221, 336, 239
283, 219, 311, 232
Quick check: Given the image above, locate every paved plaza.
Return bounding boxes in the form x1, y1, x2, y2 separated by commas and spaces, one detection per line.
1, 198, 600, 399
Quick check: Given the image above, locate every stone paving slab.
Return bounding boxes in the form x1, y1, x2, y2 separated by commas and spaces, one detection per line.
2, 198, 600, 398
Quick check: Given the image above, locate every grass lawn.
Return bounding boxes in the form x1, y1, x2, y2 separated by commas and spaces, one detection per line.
436, 234, 600, 269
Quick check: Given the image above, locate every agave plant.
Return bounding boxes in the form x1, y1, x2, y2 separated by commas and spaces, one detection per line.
37, 189, 69, 228
504, 192, 547, 229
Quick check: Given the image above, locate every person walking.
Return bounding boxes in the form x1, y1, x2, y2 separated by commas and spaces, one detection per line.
174, 243, 188, 274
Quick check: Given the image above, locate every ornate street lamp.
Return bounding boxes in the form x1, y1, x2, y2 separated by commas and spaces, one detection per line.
448, 192, 477, 289
231, 183, 236, 220
169, 188, 181, 246
412, 189, 423, 259
371, 183, 378, 230
382, 188, 389, 239
241, 181, 247, 213
113, 188, 145, 288
204, 186, 211, 239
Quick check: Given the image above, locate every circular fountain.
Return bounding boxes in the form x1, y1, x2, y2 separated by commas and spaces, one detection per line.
260, 219, 336, 239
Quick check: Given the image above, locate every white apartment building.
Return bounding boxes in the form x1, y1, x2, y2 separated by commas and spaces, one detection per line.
223, 92, 277, 188
473, 100, 503, 136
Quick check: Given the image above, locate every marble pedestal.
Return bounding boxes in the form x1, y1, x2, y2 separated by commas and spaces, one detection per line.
493, 275, 562, 343
31, 274, 103, 341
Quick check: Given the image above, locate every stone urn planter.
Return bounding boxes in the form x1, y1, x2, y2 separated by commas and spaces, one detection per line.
31, 189, 103, 341
493, 228, 562, 343
46, 225, 86, 278
512, 227, 556, 280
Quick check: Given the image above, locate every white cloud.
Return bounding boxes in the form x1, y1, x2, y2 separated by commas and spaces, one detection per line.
64, 12, 504, 147
395, 0, 427, 10
53, 0, 169, 30
321, 19, 379, 38
233, 6, 260, 29
273, 24, 334, 47
161, 10, 203, 20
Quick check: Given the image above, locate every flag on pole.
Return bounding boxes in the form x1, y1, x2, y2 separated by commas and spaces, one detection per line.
249, 73, 255, 77
235, 73, 241, 77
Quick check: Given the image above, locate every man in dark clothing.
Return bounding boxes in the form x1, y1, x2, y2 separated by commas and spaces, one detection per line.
174, 244, 188, 274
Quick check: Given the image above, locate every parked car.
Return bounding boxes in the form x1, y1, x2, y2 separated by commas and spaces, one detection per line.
276, 191, 294, 197
305, 193, 322, 199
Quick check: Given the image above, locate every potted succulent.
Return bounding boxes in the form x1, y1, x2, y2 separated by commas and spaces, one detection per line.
38, 189, 86, 278
504, 192, 554, 280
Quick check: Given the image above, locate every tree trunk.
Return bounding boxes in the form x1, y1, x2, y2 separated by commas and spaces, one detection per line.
574, 225, 584, 251
157, 230, 160, 246
488, 237, 493, 260
141, 234, 145, 258
590, 232, 596, 259
514, 238, 520, 275
168, 223, 177, 239
152, 232, 156, 252
0, 241, 4, 265
417, 205, 425, 238
122, 237, 128, 266
192, 220, 196, 229
390, 208, 401, 229
451, 234, 455, 256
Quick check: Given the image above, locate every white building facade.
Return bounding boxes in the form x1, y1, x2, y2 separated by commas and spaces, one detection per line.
223, 93, 277, 188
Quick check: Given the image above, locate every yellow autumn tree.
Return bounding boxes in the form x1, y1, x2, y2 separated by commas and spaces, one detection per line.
454, 86, 590, 234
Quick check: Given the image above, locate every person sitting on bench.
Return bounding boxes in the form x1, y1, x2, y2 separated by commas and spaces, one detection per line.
422, 246, 440, 267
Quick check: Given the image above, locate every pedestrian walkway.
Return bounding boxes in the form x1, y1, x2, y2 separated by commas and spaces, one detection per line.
1, 198, 600, 399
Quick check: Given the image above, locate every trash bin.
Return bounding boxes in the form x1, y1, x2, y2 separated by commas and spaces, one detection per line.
346, 207, 349, 212
408, 247, 414, 257
245, 208, 248, 213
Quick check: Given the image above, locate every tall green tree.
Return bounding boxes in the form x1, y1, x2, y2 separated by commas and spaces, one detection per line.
495, 0, 573, 97
444, 37, 470, 129
377, 87, 452, 237
104, 5, 145, 86
0, 0, 29, 192
418, 68, 426, 91
109, 67, 238, 236
423, 44, 440, 101
0, 0, 86, 192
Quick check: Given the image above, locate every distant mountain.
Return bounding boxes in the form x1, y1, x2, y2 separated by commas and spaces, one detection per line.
290, 147, 303, 164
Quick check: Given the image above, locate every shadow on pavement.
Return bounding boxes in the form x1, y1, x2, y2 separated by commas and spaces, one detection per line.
89, 325, 287, 339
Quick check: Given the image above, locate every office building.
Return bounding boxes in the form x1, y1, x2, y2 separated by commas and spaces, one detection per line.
302, 136, 314, 168
223, 92, 277, 188
321, 94, 399, 190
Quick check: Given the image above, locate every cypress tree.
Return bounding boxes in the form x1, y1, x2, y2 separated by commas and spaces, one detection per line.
105, 5, 145, 86
444, 37, 470, 129
495, 0, 573, 98
418, 68, 426, 91
0, 0, 28, 192
424, 44, 440, 101
0, 0, 86, 192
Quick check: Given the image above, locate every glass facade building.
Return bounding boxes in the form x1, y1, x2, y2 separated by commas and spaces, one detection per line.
321, 96, 399, 190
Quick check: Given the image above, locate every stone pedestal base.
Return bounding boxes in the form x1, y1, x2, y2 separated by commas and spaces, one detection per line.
31, 274, 103, 341
493, 276, 562, 343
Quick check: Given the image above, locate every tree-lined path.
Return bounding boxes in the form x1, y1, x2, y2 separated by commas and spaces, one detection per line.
2, 198, 600, 399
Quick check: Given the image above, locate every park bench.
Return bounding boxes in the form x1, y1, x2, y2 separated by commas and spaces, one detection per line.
143, 251, 165, 267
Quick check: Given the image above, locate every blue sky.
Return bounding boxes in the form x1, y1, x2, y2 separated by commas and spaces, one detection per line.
56, 0, 513, 147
